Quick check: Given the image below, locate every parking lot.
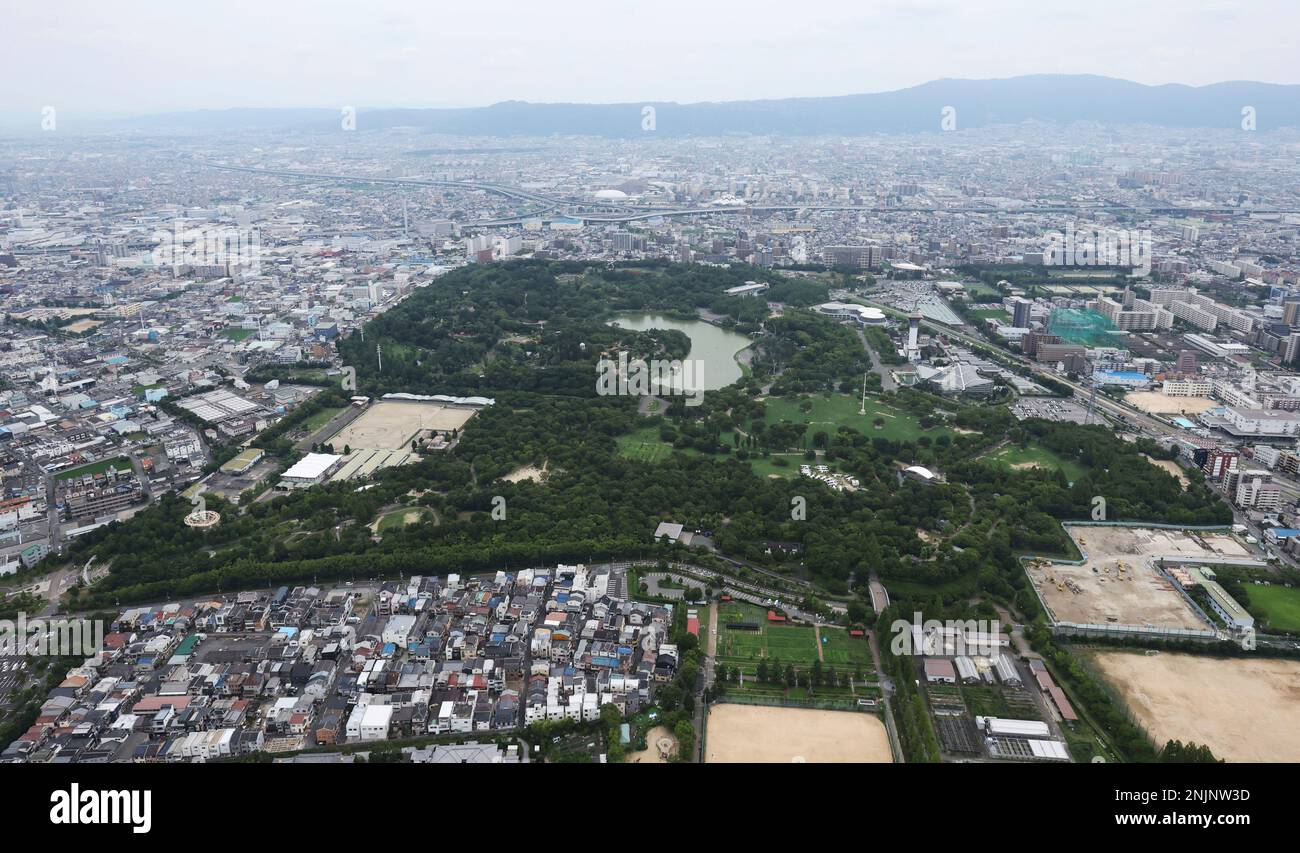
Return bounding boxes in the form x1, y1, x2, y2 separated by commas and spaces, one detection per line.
1011, 397, 1093, 424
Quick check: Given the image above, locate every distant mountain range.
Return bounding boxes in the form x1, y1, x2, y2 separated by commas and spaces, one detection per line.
121, 75, 1300, 136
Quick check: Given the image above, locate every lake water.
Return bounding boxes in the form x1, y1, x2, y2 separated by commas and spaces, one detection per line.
608, 313, 753, 392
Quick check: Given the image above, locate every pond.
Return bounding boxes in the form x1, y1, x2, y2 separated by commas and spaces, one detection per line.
608, 313, 753, 392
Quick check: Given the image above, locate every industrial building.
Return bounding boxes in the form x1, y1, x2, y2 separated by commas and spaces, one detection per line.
279, 452, 343, 489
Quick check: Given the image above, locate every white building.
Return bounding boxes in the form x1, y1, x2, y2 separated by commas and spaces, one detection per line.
279, 452, 343, 488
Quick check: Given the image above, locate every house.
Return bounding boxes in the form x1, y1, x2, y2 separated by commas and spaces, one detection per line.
923, 658, 956, 684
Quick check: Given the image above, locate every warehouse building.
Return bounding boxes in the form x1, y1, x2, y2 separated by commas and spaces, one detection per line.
279, 452, 343, 489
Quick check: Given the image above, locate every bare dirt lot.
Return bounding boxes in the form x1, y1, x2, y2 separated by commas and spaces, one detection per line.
705, 704, 892, 763
327, 401, 477, 450
1027, 526, 1253, 629
1092, 651, 1300, 762
1143, 455, 1189, 488
1123, 391, 1218, 415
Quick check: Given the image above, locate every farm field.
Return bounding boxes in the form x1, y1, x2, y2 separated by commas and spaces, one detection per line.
1091, 651, 1300, 762
1242, 582, 1300, 633
981, 443, 1087, 482
705, 704, 892, 763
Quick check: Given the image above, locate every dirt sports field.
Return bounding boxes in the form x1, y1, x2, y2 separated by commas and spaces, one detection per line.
705, 704, 892, 763
1092, 651, 1300, 762
1123, 391, 1218, 415
1026, 526, 1253, 629
327, 401, 477, 450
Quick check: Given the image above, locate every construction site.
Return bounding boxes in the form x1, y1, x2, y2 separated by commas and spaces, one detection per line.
1048, 307, 1124, 350
1025, 525, 1258, 635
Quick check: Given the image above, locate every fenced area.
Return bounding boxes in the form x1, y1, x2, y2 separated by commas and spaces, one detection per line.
327, 400, 478, 451
704, 701, 893, 763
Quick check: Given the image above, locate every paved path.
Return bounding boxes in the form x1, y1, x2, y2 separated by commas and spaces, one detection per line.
854, 327, 898, 392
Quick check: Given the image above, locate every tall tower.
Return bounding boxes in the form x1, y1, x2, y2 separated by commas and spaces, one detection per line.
907, 314, 921, 361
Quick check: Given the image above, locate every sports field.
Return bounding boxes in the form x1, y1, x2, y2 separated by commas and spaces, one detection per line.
716, 602, 818, 675
1242, 582, 1300, 633
328, 401, 477, 451
1092, 651, 1300, 762
705, 704, 892, 763
55, 457, 134, 480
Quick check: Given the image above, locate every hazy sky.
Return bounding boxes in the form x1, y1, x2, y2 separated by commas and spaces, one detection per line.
3, 0, 1297, 116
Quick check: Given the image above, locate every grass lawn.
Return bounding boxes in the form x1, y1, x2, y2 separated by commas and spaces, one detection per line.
715, 602, 818, 674
761, 393, 954, 444
964, 281, 1003, 298
616, 425, 813, 479
616, 392, 951, 476
1243, 583, 1300, 633
54, 457, 133, 480
221, 327, 254, 341
818, 626, 874, 670
981, 443, 1087, 482
376, 507, 433, 531
968, 308, 1010, 322
615, 425, 676, 463
301, 406, 347, 434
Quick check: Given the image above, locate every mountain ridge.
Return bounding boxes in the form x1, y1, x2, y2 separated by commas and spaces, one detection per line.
115, 74, 1300, 135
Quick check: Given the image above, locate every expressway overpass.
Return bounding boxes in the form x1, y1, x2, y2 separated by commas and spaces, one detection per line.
190, 161, 1300, 226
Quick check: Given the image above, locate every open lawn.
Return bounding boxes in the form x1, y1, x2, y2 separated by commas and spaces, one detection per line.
615, 425, 676, 463
981, 443, 1087, 482
761, 393, 953, 444
616, 425, 813, 479
374, 507, 433, 532
1243, 583, 1300, 633
300, 406, 347, 434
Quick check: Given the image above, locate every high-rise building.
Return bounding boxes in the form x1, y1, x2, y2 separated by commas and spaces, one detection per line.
1012, 297, 1031, 328
1176, 350, 1198, 374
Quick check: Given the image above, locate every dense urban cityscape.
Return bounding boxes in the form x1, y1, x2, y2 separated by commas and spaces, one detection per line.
1, 9, 1297, 840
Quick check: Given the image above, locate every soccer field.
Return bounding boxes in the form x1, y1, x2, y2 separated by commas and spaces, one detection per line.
1243, 582, 1300, 633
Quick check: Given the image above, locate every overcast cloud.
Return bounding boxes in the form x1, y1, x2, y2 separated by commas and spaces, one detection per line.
2, 0, 1295, 117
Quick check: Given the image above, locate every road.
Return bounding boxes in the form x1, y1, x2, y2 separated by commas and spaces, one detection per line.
854, 327, 898, 392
